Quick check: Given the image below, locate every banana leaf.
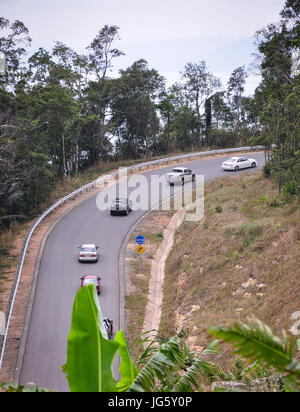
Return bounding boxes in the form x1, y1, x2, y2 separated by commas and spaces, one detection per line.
62, 283, 120, 392
114, 330, 139, 392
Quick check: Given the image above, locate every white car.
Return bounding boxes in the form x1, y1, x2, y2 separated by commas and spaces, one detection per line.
165, 167, 195, 185
78, 244, 99, 262
222, 156, 258, 171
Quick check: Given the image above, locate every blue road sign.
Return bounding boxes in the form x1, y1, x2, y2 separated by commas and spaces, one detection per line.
136, 235, 145, 245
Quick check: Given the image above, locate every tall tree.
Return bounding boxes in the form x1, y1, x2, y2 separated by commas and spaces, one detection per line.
182, 61, 221, 145
210, 91, 231, 129
110, 60, 165, 158
88, 25, 124, 82
227, 66, 248, 138
254, 0, 300, 193
205, 97, 212, 146
0, 17, 31, 90
83, 26, 125, 163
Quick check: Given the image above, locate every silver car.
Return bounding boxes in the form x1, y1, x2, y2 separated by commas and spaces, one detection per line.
78, 244, 99, 262
222, 156, 258, 171
110, 198, 133, 216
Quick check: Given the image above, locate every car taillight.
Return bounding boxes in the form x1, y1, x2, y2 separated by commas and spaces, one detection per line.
91, 254, 97, 257
80, 254, 85, 257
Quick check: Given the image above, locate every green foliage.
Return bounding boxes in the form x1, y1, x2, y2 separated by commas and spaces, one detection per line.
0, 383, 52, 392
3, 307, 299, 392
254, 1, 300, 193
115, 330, 139, 392
128, 333, 219, 392
0, 17, 31, 88
0, 2, 299, 232
215, 205, 223, 213
259, 194, 270, 206
172, 340, 219, 392
111, 59, 164, 159
225, 222, 264, 249
62, 284, 138, 392
269, 198, 280, 208
282, 180, 300, 199
63, 289, 300, 392
210, 318, 300, 387
156, 232, 164, 240
62, 284, 120, 392
262, 162, 271, 179
61, 284, 219, 393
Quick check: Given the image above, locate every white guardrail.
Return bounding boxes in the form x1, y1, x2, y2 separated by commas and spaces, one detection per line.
0, 145, 265, 369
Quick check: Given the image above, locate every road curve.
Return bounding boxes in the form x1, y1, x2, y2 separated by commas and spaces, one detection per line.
19, 153, 265, 391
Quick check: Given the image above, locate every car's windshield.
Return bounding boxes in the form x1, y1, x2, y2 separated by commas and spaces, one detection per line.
81, 247, 96, 252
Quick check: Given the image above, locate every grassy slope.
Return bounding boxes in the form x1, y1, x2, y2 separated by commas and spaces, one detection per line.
160, 171, 300, 370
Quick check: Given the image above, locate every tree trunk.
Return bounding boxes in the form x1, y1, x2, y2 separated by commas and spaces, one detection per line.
195, 88, 201, 145
75, 136, 79, 176
62, 133, 67, 180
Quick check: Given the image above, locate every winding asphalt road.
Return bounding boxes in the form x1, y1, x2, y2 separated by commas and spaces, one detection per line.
18, 152, 265, 391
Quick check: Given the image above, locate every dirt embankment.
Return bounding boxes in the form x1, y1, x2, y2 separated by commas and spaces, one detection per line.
124, 170, 300, 371
160, 172, 300, 370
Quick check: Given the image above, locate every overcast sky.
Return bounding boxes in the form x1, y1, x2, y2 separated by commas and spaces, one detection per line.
1, 0, 286, 95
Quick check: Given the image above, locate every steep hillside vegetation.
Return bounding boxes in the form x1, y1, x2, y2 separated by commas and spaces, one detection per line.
161, 172, 300, 370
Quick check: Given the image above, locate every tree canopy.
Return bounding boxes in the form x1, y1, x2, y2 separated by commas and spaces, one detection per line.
0, 0, 299, 226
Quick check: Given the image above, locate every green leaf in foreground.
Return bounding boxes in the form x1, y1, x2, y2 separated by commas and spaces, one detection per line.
209, 318, 300, 378
172, 339, 219, 392
114, 330, 139, 392
62, 284, 120, 392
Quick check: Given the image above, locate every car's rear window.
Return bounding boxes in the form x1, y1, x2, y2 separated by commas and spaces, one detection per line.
81, 247, 96, 252
83, 277, 98, 285
172, 169, 183, 173
114, 198, 126, 203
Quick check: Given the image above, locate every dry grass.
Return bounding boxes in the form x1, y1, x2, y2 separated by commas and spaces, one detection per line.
124, 211, 172, 362
0, 222, 29, 311
160, 172, 300, 370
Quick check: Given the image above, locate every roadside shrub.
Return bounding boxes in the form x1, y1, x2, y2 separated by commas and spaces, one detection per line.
156, 232, 164, 240
215, 206, 223, 213
225, 222, 264, 248
282, 181, 300, 200
237, 222, 263, 238
269, 198, 280, 208
263, 162, 271, 179
259, 194, 269, 206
